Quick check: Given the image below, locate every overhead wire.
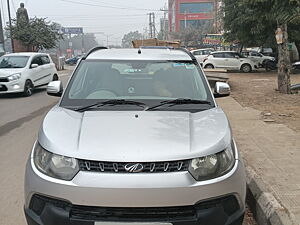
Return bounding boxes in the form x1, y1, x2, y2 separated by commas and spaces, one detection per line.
59, 0, 162, 12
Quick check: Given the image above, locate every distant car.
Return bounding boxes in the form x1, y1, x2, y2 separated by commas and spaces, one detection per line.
65, 56, 81, 65
292, 61, 300, 73
191, 48, 214, 65
0, 52, 58, 96
241, 51, 276, 67
203, 51, 258, 73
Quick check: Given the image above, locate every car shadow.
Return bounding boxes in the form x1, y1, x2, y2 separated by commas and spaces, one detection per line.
0, 87, 47, 99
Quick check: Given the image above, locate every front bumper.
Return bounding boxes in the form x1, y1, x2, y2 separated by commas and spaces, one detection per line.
25, 159, 246, 225
0, 80, 24, 93
25, 194, 244, 225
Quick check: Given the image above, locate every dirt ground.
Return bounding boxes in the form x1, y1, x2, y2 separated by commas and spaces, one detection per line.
228, 71, 300, 133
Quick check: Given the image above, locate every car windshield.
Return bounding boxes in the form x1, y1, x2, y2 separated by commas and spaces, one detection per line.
61, 60, 213, 109
0, 56, 29, 69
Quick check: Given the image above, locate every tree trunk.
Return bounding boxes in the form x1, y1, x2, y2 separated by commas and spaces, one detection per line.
277, 23, 291, 94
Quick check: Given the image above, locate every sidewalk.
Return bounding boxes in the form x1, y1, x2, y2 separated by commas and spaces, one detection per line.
217, 97, 300, 224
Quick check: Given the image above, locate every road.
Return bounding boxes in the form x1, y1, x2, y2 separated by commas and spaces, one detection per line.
0, 67, 256, 225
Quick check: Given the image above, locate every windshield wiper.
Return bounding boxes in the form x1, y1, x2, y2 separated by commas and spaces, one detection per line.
75, 99, 147, 112
146, 98, 212, 111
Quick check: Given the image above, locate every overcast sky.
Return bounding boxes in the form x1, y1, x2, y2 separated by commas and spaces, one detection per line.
0, 0, 167, 45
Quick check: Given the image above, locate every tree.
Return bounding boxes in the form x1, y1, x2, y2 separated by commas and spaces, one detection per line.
222, 0, 300, 94
170, 21, 215, 47
6, 17, 62, 51
122, 31, 143, 48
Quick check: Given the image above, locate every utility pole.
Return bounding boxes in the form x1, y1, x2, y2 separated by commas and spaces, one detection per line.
0, 8, 5, 56
7, 0, 14, 53
148, 12, 156, 38
160, 5, 168, 40
184, 10, 187, 29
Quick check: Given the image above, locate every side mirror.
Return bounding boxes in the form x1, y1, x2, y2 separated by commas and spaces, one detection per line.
234, 55, 239, 59
31, 64, 39, 69
214, 82, 230, 98
47, 81, 63, 97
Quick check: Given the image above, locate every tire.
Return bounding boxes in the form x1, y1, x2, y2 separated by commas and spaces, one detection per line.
241, 64, 252, 73
52, 74, 59, 81
23, 80, 34, 97
205, 64, 214, 69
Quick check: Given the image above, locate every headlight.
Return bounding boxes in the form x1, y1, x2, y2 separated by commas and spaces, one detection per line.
7, 73, 21, 81
33, 142, 79, 181
188, 143, 236, 181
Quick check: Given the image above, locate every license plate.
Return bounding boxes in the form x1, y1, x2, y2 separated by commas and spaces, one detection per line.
95, 223, 172, 225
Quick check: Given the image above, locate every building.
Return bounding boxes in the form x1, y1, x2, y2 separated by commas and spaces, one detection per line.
168, 0, 218, 32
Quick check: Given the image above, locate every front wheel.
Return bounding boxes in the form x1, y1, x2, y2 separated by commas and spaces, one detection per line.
241, 64, 252, 73
52, 74, 59, 81
23, 80, 34, 97
205, 64, 214, 69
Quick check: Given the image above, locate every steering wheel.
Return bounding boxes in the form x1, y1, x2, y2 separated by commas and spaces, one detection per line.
87, 88, 118, 99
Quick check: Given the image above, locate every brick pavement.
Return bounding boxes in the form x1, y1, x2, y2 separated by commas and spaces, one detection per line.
217, 97, 300, 224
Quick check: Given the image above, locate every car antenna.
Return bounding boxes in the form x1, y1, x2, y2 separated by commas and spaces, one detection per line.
138, 48, 142, 54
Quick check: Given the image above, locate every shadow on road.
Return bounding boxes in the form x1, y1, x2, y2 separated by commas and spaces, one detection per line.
0, 87, 47, 99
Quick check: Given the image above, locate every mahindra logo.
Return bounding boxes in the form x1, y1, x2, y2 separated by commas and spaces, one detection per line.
124, 163, 144, 173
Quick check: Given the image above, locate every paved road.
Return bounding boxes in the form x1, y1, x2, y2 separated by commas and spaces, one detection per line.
0, 67, 256, 225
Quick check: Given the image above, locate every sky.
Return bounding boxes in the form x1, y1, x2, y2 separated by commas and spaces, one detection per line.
0, 0, 168, 45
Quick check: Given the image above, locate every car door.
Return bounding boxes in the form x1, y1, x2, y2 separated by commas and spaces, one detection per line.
30, 56, 45, 86
211, 52, 226, 68
41, 55, 54, 83
224, 52, 240, 69
248, 52, 261, 65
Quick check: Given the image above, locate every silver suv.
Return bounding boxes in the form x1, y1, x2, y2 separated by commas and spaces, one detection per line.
24, 47, 246, 225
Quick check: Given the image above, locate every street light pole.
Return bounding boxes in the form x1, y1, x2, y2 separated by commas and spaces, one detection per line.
0, 9, 5, 56
7, 0, 14, 53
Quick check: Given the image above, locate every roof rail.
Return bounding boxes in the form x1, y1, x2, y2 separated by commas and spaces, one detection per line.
82, 46, 108, 60
175, 47, 197, 62
140, 46, 174, 50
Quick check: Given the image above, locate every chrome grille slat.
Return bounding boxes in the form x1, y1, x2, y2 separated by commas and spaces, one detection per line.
78, 159, 190, 173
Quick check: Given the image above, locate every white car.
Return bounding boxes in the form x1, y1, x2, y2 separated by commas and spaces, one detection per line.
241, 51, 276, 67
191, 48, 214, 65
0, 52, 58, 96
203, 51, 258, 73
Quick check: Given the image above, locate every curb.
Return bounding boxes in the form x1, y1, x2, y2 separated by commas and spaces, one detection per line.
245, 165, 298, 225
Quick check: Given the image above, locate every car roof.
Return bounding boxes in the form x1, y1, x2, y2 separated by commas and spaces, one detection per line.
211, 51, 238, 54
191, 48, 214, 52
4, 52, 48, 57
87, 48, 192, 61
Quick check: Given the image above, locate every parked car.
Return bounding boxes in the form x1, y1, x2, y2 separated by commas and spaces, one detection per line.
241, 51, 276, 67
0, 52, 58, 96
203, 51, 258, 73
24, 47, 246, 225
292, 61, 300, 73
191, 48, 214, 65
65, 56, 81, 65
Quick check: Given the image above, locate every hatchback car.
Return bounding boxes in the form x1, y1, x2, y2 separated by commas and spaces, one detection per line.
191, 48, 214, 66
241, 51, 276, 67
24, 47, 246, 225
203, 51, 258, 73
0, 53, 58, 96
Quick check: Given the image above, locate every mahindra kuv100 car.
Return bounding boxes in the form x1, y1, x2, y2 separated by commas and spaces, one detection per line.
24, 47, 246, 225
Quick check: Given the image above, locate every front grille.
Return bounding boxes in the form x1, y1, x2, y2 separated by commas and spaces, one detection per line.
29, 194, 240, 223
70, 195, 240, 222
78, 159, 190, 173
0, 77, 8, 82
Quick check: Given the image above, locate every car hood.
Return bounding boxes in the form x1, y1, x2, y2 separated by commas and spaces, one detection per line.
0, 68, 24, 77
38, 106, 232, 162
